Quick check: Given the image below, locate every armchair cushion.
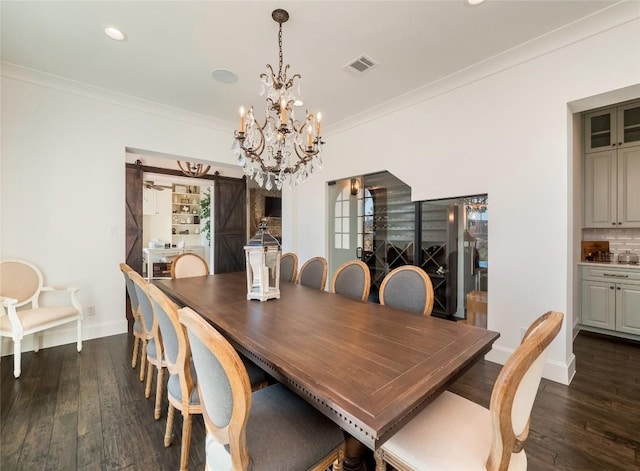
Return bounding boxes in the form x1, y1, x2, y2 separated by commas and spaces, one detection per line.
381, 391, 526, 471
0, 306, 78, 333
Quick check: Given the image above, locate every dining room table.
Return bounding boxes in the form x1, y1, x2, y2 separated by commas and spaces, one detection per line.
155, 271, 500, 469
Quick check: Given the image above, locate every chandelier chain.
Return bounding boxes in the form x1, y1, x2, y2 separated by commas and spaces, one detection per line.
277, 22, 284, 83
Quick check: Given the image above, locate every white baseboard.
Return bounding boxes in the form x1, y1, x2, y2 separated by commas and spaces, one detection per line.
484, 345, 575, 385
1, 319, 128, 356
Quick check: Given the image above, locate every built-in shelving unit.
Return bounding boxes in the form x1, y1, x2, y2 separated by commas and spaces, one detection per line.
171, 184, 202, 245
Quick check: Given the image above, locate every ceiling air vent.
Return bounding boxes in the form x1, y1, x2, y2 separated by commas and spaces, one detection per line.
343, 54, 378, 75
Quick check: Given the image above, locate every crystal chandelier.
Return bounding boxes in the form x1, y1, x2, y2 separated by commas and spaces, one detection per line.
465, 195, 488, 214
232, 9, 324, 191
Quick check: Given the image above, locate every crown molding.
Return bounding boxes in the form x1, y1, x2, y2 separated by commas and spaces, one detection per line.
326, 0, 640, 137
0, 61, 235, 133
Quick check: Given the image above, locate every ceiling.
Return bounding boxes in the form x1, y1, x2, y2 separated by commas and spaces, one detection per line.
1, 1, 621, 131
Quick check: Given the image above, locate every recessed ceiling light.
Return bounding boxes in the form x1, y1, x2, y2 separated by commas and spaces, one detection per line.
466, 0, 487, 5
294, 100, 304, 107
211, 68, 238, 84
104, 27, 126, 41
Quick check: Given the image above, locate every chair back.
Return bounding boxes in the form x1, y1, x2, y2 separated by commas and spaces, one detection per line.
129, 271, 164, 362
280, 252, 298, 282
148, 284, 196, 409
379, 265, 434, 315
119, 263, 140, 315
0, 260, 43, 308
171, 252, 209, 279
129, 271, 154, 336
178, 306, 252, 470
297, 257, 328, 290
486, 311, 563, 471
330, 260, 371, 302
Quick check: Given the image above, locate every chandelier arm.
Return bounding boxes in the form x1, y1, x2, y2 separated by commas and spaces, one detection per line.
177, 161, 189, 173
284, 73, 301, 91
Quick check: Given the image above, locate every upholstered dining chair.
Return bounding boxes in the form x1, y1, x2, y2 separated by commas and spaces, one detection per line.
330, 260, 371, 302
374, 310, 564, 471
147, 284, 268, 471
119, 263, 146, 370
129, 270, 166, 420
147, 284, 201, 471
0, 259, 83, 378
378, 265, 434, 316
297, 256, 328, 291
279, 252, 298, 282
178, 306, 345, 471
171, 252, 209, 279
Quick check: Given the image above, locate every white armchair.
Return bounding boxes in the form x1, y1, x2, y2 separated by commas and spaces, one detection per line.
0, 259, 83, 378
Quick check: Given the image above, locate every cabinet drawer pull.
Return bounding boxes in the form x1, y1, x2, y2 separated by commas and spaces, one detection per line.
603, 273, 629, 278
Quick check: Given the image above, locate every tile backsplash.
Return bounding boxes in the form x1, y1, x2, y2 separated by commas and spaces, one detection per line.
582, 228, 640, 256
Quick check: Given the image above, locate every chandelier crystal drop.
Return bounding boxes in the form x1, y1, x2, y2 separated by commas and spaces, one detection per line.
232, 9, 324, 190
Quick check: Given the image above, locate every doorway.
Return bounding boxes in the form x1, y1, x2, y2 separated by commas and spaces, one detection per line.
327, 171, 489, 322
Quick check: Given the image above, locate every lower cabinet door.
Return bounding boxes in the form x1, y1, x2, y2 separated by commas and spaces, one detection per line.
616, 283, 640, 335
581, 280, 616, 330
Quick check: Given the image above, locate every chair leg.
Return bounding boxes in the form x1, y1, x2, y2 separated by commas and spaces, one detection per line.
374, 448, 386, 471
34, 333, 41, 353
333, 444, 345, 471
13, 338, 22, 378
154, 367, 164, 420
76, 318, 82, 352
180, 411, 192, 471
165, 404, 175, 447
139, 340, 147, 382
145, 361, 153, 398
131, 337, 140, 368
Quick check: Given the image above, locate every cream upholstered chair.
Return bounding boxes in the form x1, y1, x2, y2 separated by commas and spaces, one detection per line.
171, 252, 209, 279
129, 271, 166, 420
374, 311, 564, 471
178, 306, 345, 471
297, 256, 328, 291
330, 260, 371, 302
0, 259, 82, 378
379, 265, 434, 316
119, 263, 147, 369
279, 252, 298, 283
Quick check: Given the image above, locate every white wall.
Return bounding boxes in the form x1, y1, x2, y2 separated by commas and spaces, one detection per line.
284, 15, 640, 384
2, 8, 639, 384
1, 65, 237, 351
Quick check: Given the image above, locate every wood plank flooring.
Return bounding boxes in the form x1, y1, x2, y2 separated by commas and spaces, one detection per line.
2, 331, 639, 470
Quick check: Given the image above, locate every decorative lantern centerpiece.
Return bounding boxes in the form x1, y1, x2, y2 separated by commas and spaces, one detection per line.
244, 219, 281, 301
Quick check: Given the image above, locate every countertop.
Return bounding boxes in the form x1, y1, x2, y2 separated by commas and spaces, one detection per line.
579, 261, 640, 270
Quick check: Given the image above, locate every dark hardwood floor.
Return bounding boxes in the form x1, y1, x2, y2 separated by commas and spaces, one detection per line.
2, 331, 639, 470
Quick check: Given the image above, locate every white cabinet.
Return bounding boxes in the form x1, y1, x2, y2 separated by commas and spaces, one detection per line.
585, 101, 640, 153
584, 145, 640, 228
581, 280, 615, 329
143, 187, 171, 216
581, 265, 640, 336
616, 283, 640, 335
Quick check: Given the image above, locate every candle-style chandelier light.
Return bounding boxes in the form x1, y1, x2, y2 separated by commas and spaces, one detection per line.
231, 9, 324, 191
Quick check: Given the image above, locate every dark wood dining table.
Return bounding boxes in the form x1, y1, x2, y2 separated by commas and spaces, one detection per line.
155, 272, 499, 455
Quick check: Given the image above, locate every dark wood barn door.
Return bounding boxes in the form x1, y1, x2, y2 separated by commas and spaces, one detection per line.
214, 176, 247, 273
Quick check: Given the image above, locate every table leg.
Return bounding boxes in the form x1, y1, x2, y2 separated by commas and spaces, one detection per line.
342, 435, 367, 471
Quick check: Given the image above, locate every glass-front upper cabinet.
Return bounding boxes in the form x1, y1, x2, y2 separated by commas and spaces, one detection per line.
585, 101, 640, 153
